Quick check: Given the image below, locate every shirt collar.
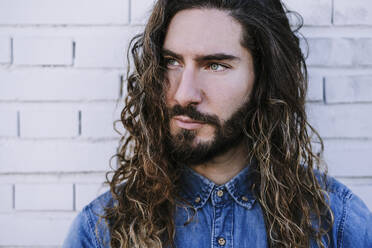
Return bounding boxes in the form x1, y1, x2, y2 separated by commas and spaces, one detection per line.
179, 160, 257, 210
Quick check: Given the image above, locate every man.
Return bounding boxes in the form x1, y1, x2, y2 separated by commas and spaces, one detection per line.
63, 0, 372, 247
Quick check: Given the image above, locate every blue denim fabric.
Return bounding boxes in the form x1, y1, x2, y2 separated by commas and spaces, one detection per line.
63, 166, 372, 247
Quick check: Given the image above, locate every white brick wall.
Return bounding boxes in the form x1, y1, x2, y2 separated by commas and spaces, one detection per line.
0, 212, 75, 246
13, 37, 73, 66
0, 184, 13, 212
20, 109, 79, 138
334, 0, 372, 25
0, 0, 129, 25
326, 75, 372, 103
0, 69, 121, 101
283, 0, 332, 26
0, 110, 18, 137
356, 38, 372, 65
75, 183, 109, 210
0, 1, 371, 247
131, 0, 156, 25
0, 140, 118, 173
15, 184, 73, 210
0, 37, 11, 63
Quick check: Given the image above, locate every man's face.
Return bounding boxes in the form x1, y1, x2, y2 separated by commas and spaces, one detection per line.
163, 8, 255, 165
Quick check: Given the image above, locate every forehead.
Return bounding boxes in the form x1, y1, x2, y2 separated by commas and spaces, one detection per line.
163, 8, 244, 57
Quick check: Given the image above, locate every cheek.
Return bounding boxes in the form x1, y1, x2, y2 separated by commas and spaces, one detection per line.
165, 71, 180, 103
204, 75, 254, 120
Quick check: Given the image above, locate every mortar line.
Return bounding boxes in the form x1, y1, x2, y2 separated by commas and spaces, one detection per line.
10, 37, 14, 64
17, 110, 20, 137
12, 184, 16, 209
78, 110, 82, 136
322, 77, 327, 104
73, 184, 76, 211
128, 0, 132, 24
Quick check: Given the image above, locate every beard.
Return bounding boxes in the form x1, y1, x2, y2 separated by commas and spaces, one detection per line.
165, 101, 252, 166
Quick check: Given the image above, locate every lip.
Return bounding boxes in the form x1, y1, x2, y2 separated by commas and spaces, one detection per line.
173, 115, 204, 130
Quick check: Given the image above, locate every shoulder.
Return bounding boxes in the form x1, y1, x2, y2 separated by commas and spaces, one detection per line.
325, 176, 372, 247
62, 189, 115, 248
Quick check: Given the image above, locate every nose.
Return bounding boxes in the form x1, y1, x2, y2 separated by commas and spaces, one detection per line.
173, 66, 203, 107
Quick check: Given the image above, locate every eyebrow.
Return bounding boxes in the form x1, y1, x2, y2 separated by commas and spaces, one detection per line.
162, 49, 240, 63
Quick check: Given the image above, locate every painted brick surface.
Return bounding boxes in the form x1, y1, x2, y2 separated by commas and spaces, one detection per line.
74, 36, 131, 68
0, 184, 13, 212
326, 76, 372, 103
307, 74, 324, 102
334, 0, 372, 25
0, 37, 11, 64
15, 184, 73, 210
75, 183, 108, 210
283, 0, 332, 26
0, 140, 118, 173
356, 38, 372, 66
0, 0, 129, 25
308, 104, 372, 138
324, 139, 372, 177
0, 110, 18, 137
131, 0, 156, 24
81, 107, 121, 138
303, 38, 354, 66
0, 212, 75, 246
347, 184, 372, 211
13, 37, 73, 66
0, 69, 121, 101
20, 109, 79, 138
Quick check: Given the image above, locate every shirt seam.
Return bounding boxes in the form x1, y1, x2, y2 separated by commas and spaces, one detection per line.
336, 190, 352, 248
85, 205, 102, 248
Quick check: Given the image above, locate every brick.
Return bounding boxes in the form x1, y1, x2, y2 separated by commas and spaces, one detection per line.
347, 184, 372, 211
0, 68, 121, 101
74, 35, 131, 68
324, 139, 372, 177
0, 140, 118, 173
131, 0, 156, 24
15, 184, 73, 210
13, 37, 73, 66
302, 38, 354, 66
0, 212, 75, 246
0, 37, 11, 64
307, 74, 323, 101
307, 104, 372, 138
20, 109, 78, 138
0, 184, 13, 211
356, 39, 372, 66
283, 0, 332, 26
326, 76, 372, 103
334, 0, 372, 25
0, 110, 18, 137
81, 107, 122, 138
0, 0, 128, 25
75, 183, 108, 210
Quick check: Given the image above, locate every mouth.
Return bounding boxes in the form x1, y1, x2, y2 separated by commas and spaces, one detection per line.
173, 115, 204, 130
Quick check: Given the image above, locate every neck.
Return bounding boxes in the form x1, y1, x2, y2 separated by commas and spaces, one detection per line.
190, 143, 248, 185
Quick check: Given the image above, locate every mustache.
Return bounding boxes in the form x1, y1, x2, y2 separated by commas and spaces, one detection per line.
169, 105, 220, 127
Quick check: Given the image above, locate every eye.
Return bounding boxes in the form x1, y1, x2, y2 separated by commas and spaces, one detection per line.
165, 58, 180, 68
208, 63, 228, 72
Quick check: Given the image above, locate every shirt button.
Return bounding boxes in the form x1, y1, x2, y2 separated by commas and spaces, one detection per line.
194, 197, 201, 203
217, 190, 224, 197
242, 196, 249, 202
218, 237, 226, 246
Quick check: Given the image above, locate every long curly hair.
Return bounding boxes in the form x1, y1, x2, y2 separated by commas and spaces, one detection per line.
104, 0, 334, 247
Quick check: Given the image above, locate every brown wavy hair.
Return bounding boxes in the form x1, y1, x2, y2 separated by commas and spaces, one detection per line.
104, 0, 334, 247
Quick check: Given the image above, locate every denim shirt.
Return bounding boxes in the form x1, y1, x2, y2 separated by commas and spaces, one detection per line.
63, 166, 372, 247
